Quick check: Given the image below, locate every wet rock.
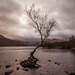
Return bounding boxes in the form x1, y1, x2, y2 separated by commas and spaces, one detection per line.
69, 73, 75, 75
54, 62, 61, 65
5, 70, 13, 75
65, 71, 75, 75
47, 60, 51, 62
22, 68, 29, 71
16, 67, 20, 70
0, 65, 1, 69
6, 65, 10, 68
15, 59, 17, 61
20, 60, 41, 69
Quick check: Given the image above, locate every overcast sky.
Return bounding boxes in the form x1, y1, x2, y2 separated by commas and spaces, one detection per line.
0, 0, 75, 41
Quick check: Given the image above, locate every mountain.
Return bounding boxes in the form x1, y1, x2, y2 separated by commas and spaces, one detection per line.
0, 35, 28, 46
44, 38, 65, 44
0, 35, 65, 46
42, 38, 67, 48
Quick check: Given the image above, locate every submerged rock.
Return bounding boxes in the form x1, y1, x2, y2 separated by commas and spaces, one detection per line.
70, 73, 75, 75
15, 59, 17, 61
20, 60, 41, 69
47, 60, 51, 62
5, 65, 10, 68
64, 71, 75, 75
54, 62, 61, 65
20, 56, 41, 69
5, 70, 13, 75
16, 67, 20, 70
22, 68, 29, 71
0, 65, 1, 69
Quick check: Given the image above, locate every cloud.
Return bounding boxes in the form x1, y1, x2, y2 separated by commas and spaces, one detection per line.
0, 0, 25, 39
0, 0, 75, 40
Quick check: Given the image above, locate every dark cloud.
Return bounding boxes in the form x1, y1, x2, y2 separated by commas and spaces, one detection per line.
0, 0, 22, 15
57, 0, 75, 30
0, 0, 24, 38
0, 0, 75, 40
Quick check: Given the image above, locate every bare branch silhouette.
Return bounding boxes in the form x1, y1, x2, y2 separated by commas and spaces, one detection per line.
20, 4, 58, 69
25, 4, 57, 49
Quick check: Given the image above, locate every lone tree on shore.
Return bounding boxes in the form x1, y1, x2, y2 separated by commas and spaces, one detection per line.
20, 4, 58, 69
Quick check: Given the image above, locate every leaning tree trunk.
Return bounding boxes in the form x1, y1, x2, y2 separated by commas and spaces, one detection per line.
30, 44, 41, 58
30, 39, 45, 57
20, 44, 42, 69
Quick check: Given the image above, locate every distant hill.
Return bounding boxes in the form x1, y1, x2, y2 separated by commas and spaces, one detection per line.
0, 35, 28, 46
0, 35, 66, 47
44, 38, 65, 44
42, 38, 65, 48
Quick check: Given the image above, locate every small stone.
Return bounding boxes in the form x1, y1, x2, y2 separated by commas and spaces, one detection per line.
5, 70, 13, 75
54, 62, 61, 65
16, 67, 20, 70
15, 59, 17, 61
6, 65, 10, 68
57, 63, 61, 65
0, 65, 1, 69
54, 62, 58, 64
47, 60, 51, 62
70, 73, 75, 75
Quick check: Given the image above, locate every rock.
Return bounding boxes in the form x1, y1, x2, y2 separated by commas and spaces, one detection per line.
54, 62, 61, 65
47, 60, 51, 62
16, 67, 20, 70
0, 65, 1, 69
5, 70, 13, 75
15, 59, 17, 61
70, 73, 75, 75
54, 62, 58, 64
64, 71, 75, 75
20, 60, 41, 69
6, 65, 10, 68
57, 63, 61, 65
22, 68, 29, 71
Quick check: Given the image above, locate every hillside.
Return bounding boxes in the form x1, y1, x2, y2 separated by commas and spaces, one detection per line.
42, 38, 65, 48
44, 38, 65, 44
0, 35, 28, 46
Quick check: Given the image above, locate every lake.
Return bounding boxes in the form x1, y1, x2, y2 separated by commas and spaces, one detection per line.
0, 46, 75, 75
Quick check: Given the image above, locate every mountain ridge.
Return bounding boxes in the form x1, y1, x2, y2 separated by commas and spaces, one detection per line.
0, 35, 29, 46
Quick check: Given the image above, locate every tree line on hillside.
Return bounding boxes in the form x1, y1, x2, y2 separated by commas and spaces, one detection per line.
42, 35, 75, 50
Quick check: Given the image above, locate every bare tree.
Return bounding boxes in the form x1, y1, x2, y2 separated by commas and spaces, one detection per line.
25, 4, 57, 56
20, 4, 57, 68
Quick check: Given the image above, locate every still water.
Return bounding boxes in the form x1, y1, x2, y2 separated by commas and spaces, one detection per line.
0, 46, 75, 75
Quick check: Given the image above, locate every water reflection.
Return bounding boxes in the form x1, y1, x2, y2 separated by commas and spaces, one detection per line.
0, 47, 75, 75
42, 48, 69, 53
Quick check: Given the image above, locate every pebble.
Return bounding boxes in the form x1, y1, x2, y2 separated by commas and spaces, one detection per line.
47, 60, 51, 62
54, 62, 61, 65
6, 65, 10, 68
15, 59, 17, 61
0, 65, 1, 69
5, 70, 13, 75
16, 67, 20, 70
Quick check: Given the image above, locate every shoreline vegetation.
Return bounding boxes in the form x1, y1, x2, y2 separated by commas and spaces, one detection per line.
0, 34, 75, 50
